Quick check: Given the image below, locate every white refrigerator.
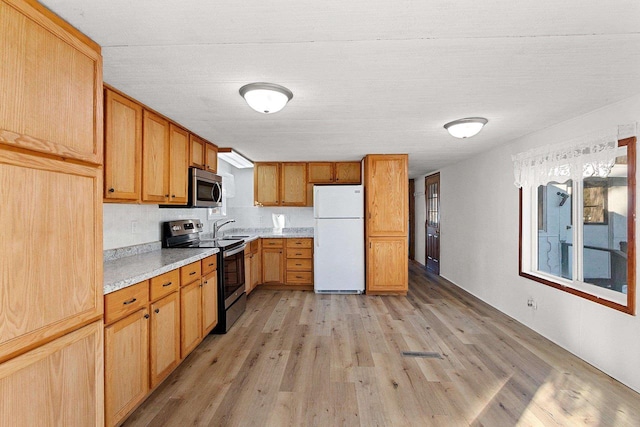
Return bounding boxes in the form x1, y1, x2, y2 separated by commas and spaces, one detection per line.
313, 185, 365, 294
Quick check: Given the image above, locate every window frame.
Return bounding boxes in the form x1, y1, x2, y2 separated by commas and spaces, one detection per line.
518, 137, 636, 315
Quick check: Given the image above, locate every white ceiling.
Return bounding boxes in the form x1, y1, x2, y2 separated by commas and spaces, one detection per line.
41, 0, 640, 177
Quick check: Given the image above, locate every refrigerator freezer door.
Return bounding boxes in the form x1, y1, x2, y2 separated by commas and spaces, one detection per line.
314, 218, 365, 293
314, 185, 364, 219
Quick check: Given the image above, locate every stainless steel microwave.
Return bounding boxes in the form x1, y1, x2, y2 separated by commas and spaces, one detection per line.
189, 168, 222, 208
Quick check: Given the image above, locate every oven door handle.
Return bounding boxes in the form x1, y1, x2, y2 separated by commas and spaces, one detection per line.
224, 244, 246, 258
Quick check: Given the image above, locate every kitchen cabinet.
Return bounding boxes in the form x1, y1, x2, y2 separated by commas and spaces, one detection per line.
245, 251, 253, 294
104, 308, 149, 427
0, 321, 104, 427
168, 124, 189, 204
0, 0, 103, 165
205, 141, 219, 173
0, 1, 104, 424
251, 240, 262, 290
201, 270, 218, 335
150, 291, 180, 388
254, 162, 307, 206
142, 110, 170, 203
285, 238, 314, 285
190, 134, 219, 173
364, 154, 408, 294
262, 239, 285, 284
180, 280, 202, 358
104, 87, 142, 202
307, 161, 361, 184
366, 237, 408, 293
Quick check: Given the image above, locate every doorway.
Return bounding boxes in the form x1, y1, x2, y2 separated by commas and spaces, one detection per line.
425, 173, 440, 274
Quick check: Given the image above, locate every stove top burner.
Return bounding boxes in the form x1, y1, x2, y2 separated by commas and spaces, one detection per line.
162, 219, 244, 250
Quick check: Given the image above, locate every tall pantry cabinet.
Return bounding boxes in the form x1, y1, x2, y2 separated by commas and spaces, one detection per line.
364, 154, 409, 294
0, 0, 104, 425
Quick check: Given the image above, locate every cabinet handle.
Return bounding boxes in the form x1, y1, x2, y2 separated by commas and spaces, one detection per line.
296, 263, 302, 266
144, 314, 150, 319
122, 298, 137, 305
108, 188, 115, 193
171, 194, 176, 198
165, 194, 169, 197
208, 263, 214, 267
295, 242, 302, 245
189, 271, 196, 276
204, 280, 208, 285
296, 275, 303, 279
162, 281, 172, 287
155, 308, 160, 313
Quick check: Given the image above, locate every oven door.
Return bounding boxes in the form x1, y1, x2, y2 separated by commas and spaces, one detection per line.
222, 244, 245, 308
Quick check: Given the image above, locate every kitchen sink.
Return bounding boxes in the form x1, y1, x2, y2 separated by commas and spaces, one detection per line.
225, 235, 250, 239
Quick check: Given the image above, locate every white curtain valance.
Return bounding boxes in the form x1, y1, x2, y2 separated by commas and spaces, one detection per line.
512, 127, 627, 189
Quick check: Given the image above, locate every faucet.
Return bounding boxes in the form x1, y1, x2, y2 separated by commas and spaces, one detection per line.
212, 219, 235, 239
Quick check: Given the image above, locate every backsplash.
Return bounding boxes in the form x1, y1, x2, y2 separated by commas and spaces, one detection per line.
226, 206, 314, 229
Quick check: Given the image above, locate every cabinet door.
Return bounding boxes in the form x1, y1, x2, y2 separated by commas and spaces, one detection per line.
180, 281, 202, 358
142, 111, 169, 202
335, 162, 361, 184
365, 155, 408, 236
281, 163, 307, 206
189, 134, 205, 169
308, 162, 334, 183
168, 124, 189, 204
150, 292, 180, 387
201, 271, 218, 335
252, 246, 262, 288
0, 0, 103, 164
244, 253, 253, 294
105, 309, 149, 427
254, 163, 280, 206
366, 237, 408, 293
0, 321, 104, 427
204, 142, 218, 173
262, 248, 284, 284
0, 150, 102, 361
104, 89, 142, 201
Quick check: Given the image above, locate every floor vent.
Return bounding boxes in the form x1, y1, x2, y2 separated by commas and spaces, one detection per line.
401, 351, 442, 359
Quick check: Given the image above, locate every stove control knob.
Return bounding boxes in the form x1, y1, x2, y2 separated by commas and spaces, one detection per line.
172, 225, 181, 231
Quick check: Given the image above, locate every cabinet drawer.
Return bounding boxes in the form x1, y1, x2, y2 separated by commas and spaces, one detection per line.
202, 255, 218, 275
286, 248, 312, 259
286, 258, 312, 271
286, 238, 312, 248
180, 261, 202, 286
250, 240, 260, 253
150, 269, 180, 301
263, 238, 283, 248
286, 271, 313, 284
104, 281, 149, 325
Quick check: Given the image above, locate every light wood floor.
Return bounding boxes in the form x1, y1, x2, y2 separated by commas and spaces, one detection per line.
123, 262, 640, 426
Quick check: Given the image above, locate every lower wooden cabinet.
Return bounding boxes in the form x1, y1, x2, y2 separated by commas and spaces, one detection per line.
263, 247, 285, 284
105, 309, 149, 427
366, 237, 408, 293
285, 238, 313, 285
180, 281, 202, 358
245, 251, 253, 294
0, 321, 104, 427
150, 291, 180, 388
201, 271, 218, 335
251, 243, 262, 290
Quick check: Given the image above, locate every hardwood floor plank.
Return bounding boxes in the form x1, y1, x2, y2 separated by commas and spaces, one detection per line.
122, 268, 640, 427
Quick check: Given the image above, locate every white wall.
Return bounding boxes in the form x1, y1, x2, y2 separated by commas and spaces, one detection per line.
415, 93, 640, 392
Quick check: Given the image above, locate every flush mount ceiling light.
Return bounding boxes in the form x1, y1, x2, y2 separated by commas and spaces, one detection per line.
444, 117, 488, 138
217, 147, 254, 168
239, 82, 293, 114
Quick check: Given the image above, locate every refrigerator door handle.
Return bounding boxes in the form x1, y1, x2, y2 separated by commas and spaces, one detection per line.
315, 220, 319, 247
314, 187, 319, 217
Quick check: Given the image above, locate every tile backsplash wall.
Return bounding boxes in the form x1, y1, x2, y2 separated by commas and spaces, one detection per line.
226, 206, 314, 229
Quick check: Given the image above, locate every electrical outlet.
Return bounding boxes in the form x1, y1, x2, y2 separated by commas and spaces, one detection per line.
527, 298, 537, 310
131, 220, 138, 234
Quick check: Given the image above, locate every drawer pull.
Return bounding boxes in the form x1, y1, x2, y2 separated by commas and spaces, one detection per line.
208, 263, 214, 267
295, 242, 302, 245
162, 281, 172, 287
189, 271, 197, 276
296, 275, 303, 279
154, 308, 160, 314
123, 298, 136, 305
296, 263, 302, 266
144, 314, 150, 319
295, 253, 302, 256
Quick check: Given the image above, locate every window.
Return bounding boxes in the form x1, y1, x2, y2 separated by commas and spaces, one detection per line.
518, 137, 636, 314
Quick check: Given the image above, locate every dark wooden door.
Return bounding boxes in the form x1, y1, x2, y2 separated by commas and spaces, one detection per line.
425, 173, 440, 274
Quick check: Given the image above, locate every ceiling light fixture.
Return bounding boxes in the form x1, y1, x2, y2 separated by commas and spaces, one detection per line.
239, 82, 293, 114
443, 117, 488, 138
217, 148, 254, 169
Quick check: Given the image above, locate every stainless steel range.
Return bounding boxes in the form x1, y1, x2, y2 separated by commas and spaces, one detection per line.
162, 219, 246, 333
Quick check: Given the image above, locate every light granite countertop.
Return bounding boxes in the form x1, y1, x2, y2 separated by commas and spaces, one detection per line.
104, 248, 219, 295
103, 228, 314, 295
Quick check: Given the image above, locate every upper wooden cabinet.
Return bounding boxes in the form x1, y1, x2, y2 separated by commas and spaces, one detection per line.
254, 162, 307, 206
364, 154, 408, 236
335, 162, 361, 184
307, 161, 361, 184
0, 0, 103, 165
190, 134, 218, 173
168, 124, 189, 204
142, 111, 170, 203
104, 88, 142, 202
254, 162, 281, 206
